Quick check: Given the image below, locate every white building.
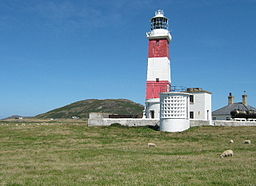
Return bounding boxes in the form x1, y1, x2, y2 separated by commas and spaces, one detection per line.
145, 88, 212, 122
186, 88, 212, 121
160, 92, 190, 132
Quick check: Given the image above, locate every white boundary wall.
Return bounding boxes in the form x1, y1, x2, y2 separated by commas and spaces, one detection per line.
88, 118, 159, 127
190, 120, 212, 127
88, 113, 256, 128
213, 120, 256, 126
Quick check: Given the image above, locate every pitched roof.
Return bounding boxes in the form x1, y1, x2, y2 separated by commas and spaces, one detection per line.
213, 102, 256, 115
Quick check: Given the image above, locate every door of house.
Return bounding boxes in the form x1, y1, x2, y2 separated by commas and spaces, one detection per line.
150, 110, 155, 119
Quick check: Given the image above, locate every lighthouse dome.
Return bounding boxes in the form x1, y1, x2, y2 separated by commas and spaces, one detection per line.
151, 10, 168, 30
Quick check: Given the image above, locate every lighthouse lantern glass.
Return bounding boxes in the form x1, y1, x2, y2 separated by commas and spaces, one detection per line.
151, 17, 168, 30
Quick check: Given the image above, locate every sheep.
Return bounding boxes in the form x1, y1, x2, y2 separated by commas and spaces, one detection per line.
220, 149, 233, 158
148, 143, 156, 148
230, 139, 234, 143
244, 140, 251, 144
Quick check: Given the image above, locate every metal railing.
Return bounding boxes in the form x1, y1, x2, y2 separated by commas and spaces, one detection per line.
170, 86, 187, 92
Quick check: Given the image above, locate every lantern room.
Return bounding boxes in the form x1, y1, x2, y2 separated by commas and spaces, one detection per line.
150, 10, 168, 30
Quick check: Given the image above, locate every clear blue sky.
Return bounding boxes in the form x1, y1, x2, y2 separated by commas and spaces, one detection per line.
1, 0, 256, 118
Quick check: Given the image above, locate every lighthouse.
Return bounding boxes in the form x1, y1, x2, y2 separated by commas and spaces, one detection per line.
145, 10, 172, 119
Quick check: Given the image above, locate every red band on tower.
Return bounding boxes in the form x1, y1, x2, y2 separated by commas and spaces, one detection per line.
148, 39, 169, 58
146, 81, 170, 99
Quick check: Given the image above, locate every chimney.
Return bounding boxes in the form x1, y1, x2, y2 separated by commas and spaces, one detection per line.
242, 91, 248, 106
228, 92, 234, 105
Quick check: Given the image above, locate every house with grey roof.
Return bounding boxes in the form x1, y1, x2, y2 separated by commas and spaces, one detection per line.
212, 93, 256, 120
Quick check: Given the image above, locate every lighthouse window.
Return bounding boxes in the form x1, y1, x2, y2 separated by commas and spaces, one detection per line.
190, 95, 194, 103
156, 78, 159, 82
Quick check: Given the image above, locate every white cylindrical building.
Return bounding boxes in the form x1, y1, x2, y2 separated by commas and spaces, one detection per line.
160, 92, 190, 132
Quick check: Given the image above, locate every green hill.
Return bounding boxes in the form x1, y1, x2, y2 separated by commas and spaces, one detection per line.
36, 99, 144, 119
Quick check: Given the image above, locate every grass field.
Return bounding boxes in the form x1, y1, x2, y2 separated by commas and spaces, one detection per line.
0, 120, 255, 185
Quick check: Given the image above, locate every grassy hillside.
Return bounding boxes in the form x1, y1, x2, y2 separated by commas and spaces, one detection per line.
0, 120, 255, 185
36, 99, 144, 119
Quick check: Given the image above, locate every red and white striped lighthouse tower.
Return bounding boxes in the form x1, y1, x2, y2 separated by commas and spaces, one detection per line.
145, 10, 172, 119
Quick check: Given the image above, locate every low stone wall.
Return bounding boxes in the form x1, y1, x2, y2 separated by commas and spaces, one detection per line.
88, 113, 256, 128
89, 112, 112, 119
213, 120, 256, 126
88, 118, 159, 127
88, 118, 212, 127
190, 120, 212, 127
88, 119, 256, 127
190, 120, 256, 127
88, 112, 159, 127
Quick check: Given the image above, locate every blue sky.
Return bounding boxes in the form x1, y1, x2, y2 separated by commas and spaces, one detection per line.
0, 0, 256, 118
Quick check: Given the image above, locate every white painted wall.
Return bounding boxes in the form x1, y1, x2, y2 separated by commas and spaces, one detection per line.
88, 113, 256, 127
147, 57, 171, 82
189, 92, 212, 121
213, 120, 256, 126
145, 98, 160, 119
160, 92, 190, 132
88, 118, 159, 127
212, 114, 230, 120
146, 29, 172, 41
146, 92, 212, 121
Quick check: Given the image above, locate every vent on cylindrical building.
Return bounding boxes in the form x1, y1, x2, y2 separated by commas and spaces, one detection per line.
160, 92, 190, 132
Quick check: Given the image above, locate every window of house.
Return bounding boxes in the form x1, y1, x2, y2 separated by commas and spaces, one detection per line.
190, 111, 194, 119
190, 95, 194, 103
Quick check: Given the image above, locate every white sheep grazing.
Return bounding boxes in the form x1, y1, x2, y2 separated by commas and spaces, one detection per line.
244, 140, 251, 144
148, 143, 156, 148
230, 139, 234, 143
220, 150, 233, 158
